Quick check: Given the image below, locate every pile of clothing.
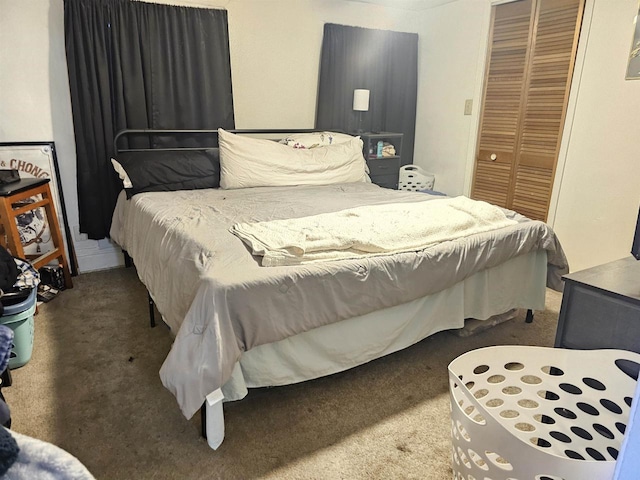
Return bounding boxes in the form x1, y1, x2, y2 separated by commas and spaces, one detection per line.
381, 142, 396, 157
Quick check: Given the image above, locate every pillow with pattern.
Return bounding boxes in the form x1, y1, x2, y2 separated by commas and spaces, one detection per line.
219, 129, 368, 189
278, 131, 355, 149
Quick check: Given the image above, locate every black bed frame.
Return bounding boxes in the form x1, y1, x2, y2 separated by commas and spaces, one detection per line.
113, 128, 535, 440
114, 128, 321, 154
115, 128, 335, 439
114, 128, 323, 329
114, 127, 535, 325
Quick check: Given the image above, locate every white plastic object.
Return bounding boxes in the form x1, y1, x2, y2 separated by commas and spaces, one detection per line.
205, 389, 225, 449
448, 346, 640, 480
398, 165, 435, 191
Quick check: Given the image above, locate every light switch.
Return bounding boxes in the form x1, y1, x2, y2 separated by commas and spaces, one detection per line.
464, 99, 473, 115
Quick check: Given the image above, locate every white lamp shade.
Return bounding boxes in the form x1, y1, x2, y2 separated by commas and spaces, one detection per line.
353, 89, 370, 111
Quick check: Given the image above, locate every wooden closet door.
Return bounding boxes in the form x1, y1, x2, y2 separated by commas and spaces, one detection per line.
471, 0, 584, 222
511, 0, 584, 220
471, 0, 534, 208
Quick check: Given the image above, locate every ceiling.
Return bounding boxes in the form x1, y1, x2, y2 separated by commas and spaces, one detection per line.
346, 0, 459, 10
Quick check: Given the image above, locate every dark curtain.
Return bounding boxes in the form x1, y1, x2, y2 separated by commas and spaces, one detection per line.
64, 0, 234, 239
316, 24, 418, 165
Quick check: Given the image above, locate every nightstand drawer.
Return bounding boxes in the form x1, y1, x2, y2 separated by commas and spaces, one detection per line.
370, 174, 398, 190
367, 158, 400, 177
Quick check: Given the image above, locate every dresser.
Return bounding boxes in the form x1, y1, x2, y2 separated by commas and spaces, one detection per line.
554, 256, 640, 353
357, 132, 403, 189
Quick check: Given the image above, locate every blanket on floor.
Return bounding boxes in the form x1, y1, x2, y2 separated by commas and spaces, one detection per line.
2, 428, 94, 480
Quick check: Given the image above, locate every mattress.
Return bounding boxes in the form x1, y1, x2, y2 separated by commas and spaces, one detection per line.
222, 248, 548, 401
197, 247, 548, 448
110, 182, 568, 419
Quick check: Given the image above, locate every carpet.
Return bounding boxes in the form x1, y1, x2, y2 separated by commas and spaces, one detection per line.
4, 267, 562, 479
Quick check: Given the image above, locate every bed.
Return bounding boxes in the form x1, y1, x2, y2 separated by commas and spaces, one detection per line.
109, 128, 569, 449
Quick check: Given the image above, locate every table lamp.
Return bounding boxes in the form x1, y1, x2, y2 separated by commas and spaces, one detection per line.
353, 89, 369, 133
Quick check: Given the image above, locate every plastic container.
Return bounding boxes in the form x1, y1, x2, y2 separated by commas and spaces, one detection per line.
2, 287, 35, 314
398, 165, 435, 191
448, 346, 640, 480
1, 287, 37, 369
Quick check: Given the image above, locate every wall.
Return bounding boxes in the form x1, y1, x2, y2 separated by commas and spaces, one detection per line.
155, 0, 423, 128
549, 0, 640, 272
2, 0, 638, 273
0, 0, 420, 272
413, 0, 640, 272
0, 0, 125, 271
412, 0, 488, 197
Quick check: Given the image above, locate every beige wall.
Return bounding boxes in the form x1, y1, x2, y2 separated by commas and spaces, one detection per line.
412, 0, 488, 197
414, 0, 640, 272
0, 1, 124, 270
225, 0, 422, 128
0, 0, 419, 272
153, 0, 423, 128
550, 0, 640, 271
1, 0, 638, 272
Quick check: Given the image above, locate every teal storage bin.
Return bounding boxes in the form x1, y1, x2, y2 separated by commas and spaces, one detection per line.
1, 287, 37, 369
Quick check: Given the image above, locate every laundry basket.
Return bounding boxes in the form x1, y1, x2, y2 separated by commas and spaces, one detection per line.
398, 165, 435, 191
448, 346, 640, 480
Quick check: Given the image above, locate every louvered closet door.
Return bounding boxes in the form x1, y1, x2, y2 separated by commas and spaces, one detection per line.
512, 0, 584, 220
471, 0, 584, 221
471, 0, 533, 208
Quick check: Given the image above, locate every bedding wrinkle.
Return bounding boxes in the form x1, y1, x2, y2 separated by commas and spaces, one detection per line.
110, 184, 569, 418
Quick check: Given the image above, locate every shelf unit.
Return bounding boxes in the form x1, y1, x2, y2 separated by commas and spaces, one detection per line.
357, 132, 403, 190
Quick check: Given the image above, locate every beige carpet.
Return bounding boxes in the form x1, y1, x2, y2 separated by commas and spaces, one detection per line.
5, 267, 562, 479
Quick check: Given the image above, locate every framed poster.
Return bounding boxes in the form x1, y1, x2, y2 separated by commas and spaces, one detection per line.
0, 142, 77, 275
627, 2, 640, 79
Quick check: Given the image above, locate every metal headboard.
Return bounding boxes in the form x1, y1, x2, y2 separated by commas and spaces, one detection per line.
113, 128, 321, 155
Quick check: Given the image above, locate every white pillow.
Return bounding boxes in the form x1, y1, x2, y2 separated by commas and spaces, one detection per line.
279, 131, 355, 149
110, 158, 133, 188
218, 129, 369, 189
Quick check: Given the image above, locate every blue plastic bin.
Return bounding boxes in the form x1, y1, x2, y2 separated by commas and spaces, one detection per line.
1, 287, 37, 369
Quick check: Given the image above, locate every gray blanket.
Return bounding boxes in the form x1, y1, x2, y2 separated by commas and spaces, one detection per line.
110, 183, 568, 418
4, 429, 95, 480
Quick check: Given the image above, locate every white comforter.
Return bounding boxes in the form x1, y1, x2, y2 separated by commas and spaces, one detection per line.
231, 196, 517, 266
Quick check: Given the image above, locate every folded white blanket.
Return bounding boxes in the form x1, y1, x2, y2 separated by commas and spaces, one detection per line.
231, 196, 517, 266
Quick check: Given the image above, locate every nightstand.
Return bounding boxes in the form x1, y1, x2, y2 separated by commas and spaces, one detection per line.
357, 132, 403, 189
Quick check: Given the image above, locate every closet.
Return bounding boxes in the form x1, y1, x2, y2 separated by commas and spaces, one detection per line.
470, 0, 585, 221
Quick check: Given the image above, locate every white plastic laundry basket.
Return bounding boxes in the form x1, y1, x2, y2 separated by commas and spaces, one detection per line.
398, 165, 435, 191
448, 346, 640, 480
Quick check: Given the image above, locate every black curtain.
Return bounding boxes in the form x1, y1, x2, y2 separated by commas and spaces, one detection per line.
316, 24, 418, 165
64, 0, 234, 239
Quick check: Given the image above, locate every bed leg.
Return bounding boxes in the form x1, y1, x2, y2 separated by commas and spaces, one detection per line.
148, 293, 156, 328
525, 309, 534, 323
201, 403, 207, 439
123, 250, 133, 268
